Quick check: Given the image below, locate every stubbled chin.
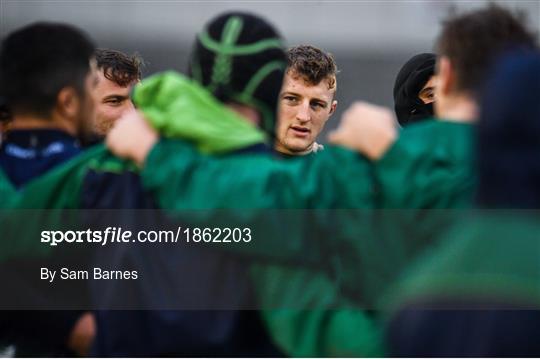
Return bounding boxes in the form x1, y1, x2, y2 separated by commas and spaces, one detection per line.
94, 118, 114, 136
285, 137, 312, 152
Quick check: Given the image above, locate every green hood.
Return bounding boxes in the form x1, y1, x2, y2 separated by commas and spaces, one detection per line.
134, 71, 267, 154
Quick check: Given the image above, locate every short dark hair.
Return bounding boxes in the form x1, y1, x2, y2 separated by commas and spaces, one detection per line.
95, 48, 143, 87
286, 45, 338, 90
0, 22, 95, 118
437, 4, 537, 94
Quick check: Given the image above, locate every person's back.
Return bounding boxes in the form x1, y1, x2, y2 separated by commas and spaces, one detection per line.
0, 22, 97, 356
385, 49, 540, 356
87, 12, 287, 357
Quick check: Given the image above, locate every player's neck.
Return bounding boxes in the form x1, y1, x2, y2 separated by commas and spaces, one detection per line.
436, 93, 478, 123
9, 113, 76, 136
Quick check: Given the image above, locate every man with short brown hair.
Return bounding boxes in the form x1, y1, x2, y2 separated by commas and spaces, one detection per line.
93, 48, 142, 135
275, 45, 338, 156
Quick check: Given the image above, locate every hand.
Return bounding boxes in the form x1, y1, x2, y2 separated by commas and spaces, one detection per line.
68, 312, 96, 357
328, 101, 398, 160
106, 109, 158, 167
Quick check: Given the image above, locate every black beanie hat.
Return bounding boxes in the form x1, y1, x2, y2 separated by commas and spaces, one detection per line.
477, 49, 540, 208
393, 53, 436, 126
188, 12, 287, 136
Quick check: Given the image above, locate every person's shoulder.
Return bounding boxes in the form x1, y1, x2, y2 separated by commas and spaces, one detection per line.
401, 118, 473, 136
393, 119, 474, 154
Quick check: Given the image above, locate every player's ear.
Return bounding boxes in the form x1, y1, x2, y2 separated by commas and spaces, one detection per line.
329, 100, 337, 116
56, 86, 81, 120
437, 56, 454, 95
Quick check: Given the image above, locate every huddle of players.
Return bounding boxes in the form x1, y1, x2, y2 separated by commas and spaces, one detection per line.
1, 3, 540, 357
0, 27, 428, 158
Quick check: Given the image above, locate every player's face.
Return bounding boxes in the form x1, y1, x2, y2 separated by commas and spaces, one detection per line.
93, 70, 136, 135
275, 71, 337, 155
418, 75, 436, 104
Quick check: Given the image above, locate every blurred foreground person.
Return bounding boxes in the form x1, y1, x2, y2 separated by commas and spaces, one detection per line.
275, 45, 338, 156
91, 11, 288, 357
92, 48, 142, 136
0, 24, 97, 188
0, 22, 97, 356
327, 5, 538, 355
393, 53, 436, 126
385, 49, 540, 357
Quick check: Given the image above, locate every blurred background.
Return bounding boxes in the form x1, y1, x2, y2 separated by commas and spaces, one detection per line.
1, 0, 539, 137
